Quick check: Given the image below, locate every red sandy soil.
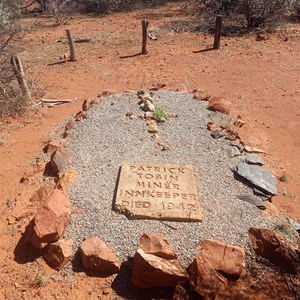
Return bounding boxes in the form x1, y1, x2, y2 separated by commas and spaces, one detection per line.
0, 3, 299, 299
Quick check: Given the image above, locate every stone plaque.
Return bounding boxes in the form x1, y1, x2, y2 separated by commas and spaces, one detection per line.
115, 163, 203, 222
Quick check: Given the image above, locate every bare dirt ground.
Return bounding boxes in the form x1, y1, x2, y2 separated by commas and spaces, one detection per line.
0, 3, 299, 299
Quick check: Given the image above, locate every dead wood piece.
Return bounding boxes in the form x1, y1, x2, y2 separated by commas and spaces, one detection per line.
47, 60, 67, 66
40, 98, 72, 103
74, 38, 92, 43
11, 54, 32, 103
66, 29, 76, 62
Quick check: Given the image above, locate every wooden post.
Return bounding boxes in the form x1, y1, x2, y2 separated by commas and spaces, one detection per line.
11, 54, 32, 103
141, 19, 149, 54
213, 15, 222, 49
66, 29, 76, 62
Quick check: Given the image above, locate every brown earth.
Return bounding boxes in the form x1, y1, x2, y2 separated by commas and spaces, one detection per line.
0, 3, 299, 299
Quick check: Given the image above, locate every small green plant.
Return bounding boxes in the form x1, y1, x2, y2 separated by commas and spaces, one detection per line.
33, 272, 45, 288
154, 106, 169, 122
279, 172, 290, 182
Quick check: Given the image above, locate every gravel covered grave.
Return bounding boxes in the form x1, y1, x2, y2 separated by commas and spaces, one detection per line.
65, 90, 273, 267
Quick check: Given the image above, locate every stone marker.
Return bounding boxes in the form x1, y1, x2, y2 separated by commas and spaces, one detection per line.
115, 163, 203, 221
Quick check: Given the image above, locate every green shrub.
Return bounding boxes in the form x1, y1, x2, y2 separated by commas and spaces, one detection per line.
197, 0, 295, 30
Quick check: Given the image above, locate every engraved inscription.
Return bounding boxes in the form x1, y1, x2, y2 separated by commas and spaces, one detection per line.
115, 162, 203, 222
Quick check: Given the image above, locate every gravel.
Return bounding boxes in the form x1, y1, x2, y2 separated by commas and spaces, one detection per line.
65, 90, 274, 267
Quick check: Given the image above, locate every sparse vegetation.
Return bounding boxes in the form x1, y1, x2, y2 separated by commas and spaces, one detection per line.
154, 106, 169, 122
0, 0, 31, 116
33, 272, 46, 288
292, 0, 300, 19
279, 172, 291, 182
273, 219, 300, 241
195, 0, 298, 32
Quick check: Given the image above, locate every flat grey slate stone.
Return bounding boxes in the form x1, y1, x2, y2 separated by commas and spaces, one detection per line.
209, 111, 231, 128
253, 188, 271, 201
244, 154, 265, 165
238, 194, 266, 209
235, 162, 278, 195
223, 145, 242, 158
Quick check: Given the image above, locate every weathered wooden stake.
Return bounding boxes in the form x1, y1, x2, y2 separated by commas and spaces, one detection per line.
141, 19, 149, 54
213, 15, 222, 49
11, 54, 32, 103
66, 29, 76, 62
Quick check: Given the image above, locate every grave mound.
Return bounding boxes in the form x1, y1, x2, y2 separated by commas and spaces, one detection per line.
64, 90, 273, 265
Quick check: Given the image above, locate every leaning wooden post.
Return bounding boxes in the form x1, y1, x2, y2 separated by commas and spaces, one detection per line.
141, 19, 149, 54
213, 15, 222, 49
66, 29, 76, 62
11, 54, 32, 103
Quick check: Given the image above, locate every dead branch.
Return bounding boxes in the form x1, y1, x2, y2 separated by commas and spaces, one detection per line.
39, 98, 72, 103
74, 38, 92, 43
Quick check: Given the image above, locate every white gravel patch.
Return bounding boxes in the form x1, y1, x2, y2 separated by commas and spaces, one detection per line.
65, 90, 273, 267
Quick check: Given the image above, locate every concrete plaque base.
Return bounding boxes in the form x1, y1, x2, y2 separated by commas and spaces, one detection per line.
115, 163, 203, 222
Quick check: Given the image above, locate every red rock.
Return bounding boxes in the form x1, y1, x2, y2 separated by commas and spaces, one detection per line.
140, 233, 177, 259
131, 248, 188, 288
249, 228, 299, 274
198, 239, 245, 278
82, 99, 90, 111
150, 82, 167, 90
244, 145, 266, 154
30, 184, 54, 203
65, 120, 76, 131
207, 96, 231, 115
43, 238, 73, 269
261, 201, 279, 218
233, 115, 246, 128
30, 189, 71, 249
80, 236, 121, 274
188, 256, 227, 300
207, 121, 222, 132
75, 110, 86, 122
45, 139, 66, 153
193, 89, 210, 101
148, 124, 158, 133
50, 147, 71, 174
99, 89, 117, 97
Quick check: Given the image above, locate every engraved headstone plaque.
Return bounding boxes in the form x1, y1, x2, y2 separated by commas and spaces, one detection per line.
115, 163, 203, 221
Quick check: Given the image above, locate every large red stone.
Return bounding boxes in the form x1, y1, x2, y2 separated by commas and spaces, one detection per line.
140, 233, 177, 259
249, 227, 299, 274
188, 256, 227, 300
43, 238, 73, 269
45, 139, 66, 154
30, 189, 71, 249
131, 248, 188, 288
199, 239, 245, 278
207, 96, 231, 115
50, 147, 71, 174
80, 236, 121, 274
